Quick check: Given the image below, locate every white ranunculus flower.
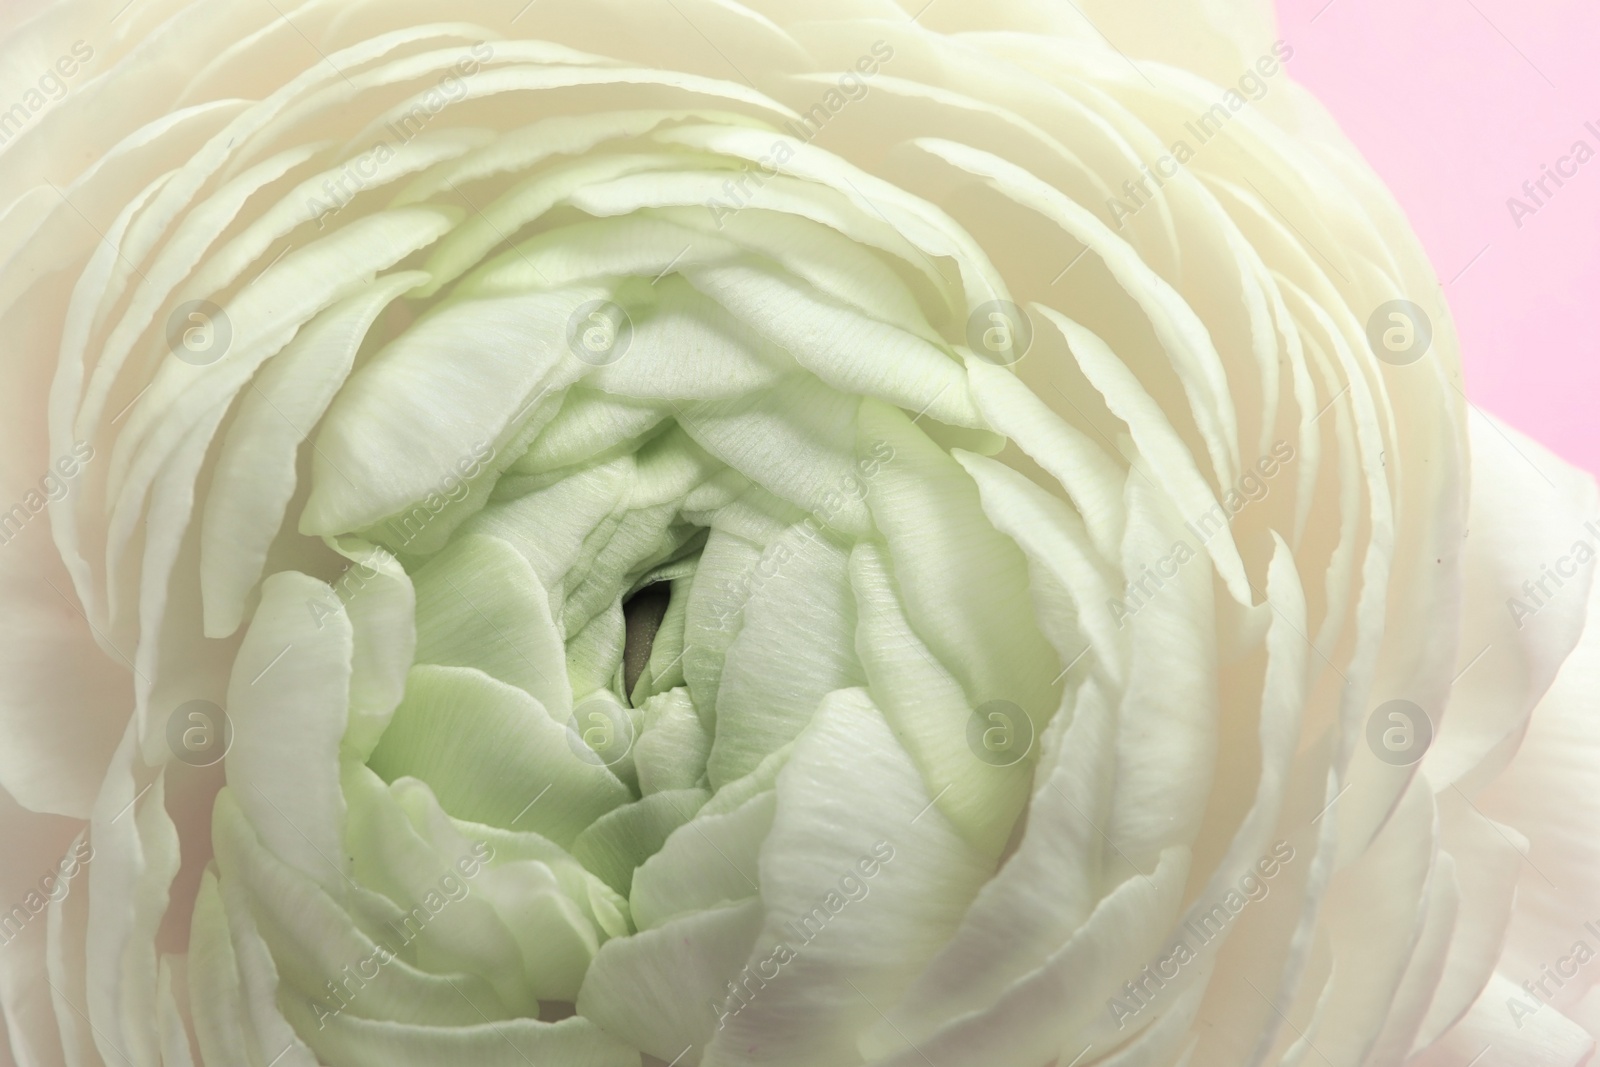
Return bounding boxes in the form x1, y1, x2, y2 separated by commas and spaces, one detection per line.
1, 0, 1597, 1064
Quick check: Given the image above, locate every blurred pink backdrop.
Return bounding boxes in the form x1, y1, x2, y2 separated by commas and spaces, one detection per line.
1276, 0, 1600, 477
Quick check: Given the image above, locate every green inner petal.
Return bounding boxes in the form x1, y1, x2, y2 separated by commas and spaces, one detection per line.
367, 665, 631, 848
190, 90, 1100, 1062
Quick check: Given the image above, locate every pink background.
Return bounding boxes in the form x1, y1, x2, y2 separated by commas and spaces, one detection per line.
1276, 0, 1600, 477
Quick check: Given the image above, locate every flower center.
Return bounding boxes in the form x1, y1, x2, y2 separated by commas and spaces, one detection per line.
623, 581, 674, 699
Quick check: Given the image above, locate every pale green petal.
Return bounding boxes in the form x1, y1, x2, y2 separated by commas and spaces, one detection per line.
577, 899, 765, 1064
214, 873, 323, 1067
286, 1003, 641, 1067
514, 389, 670, 477
368, 665, 631, 847
633, 688, 712, 795
955, 449, 1122, 687
211, 789, 513, 1028
566, 601, 628, 702
188, 871, 263, 1067
660, 205, 940, 342
587, 276, 794, 401
880, 679, 1114, 1030
865, 846, 1191, 1066
226, 571, 353, 890
679, 529, 770, 723
83, 763, 180, 1067
161, 127, 476, 332
341, 765, 538, 1012
964, 357, 1127, 563
911, 136, 1240, 488
468, 456, 637, 620
1169, 536, 1308, 952
416, 153, 719, 298
201, 270, 427, 637
699, 743, 794, 819
571, 788, 711, 897
413, 786, 633, 941
857, 400, 1061, 727
303, 289, 586, 538
329, 537, 417, 763
109, 205, 460, 518
652, 124, 1007, 308
630, 791, 774, 931
458, 215, 739, 302
849, 540, 1031, 854
411, 533, 572, 717
707, 527, 859, 788
68, 141, 323, 443
706, 687, 991, 1066
569, 168, 959, 320
677, 376, 871, 538
684, 262, 980, 428
45, 827, 96, 1066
